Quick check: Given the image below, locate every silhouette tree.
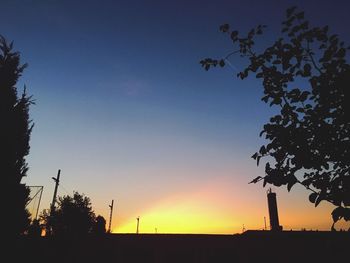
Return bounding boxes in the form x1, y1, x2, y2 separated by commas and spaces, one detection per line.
92, 215, 106, 234
0, 35, 33, 236
27, 219, 42, 237
43, 192, 96, 236
200, 7, 350, 229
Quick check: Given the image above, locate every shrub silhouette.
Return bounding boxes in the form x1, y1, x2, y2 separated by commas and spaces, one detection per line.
92, 215, 107, 234
43, 192, 96, 236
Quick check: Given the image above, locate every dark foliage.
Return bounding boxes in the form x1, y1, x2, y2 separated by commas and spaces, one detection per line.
0, 35, 33, 236
200, 7, 350, 229
43, 192, 96, 236
12, 231, 350, 263
92, 215, 107, 234
27, 219, 42, 237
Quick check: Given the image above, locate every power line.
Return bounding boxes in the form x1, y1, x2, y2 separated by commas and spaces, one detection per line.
59, 183, 72, 196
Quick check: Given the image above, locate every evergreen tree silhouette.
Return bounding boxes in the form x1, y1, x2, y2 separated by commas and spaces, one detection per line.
0, 35, 34, 236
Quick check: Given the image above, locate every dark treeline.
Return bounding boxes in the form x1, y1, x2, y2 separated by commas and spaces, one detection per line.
9, 231, 350, 263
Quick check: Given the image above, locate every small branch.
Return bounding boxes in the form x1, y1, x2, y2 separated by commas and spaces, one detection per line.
306, 40, 322, 75
224, 50, 240, 60
282, 95, 291, 107
247, 47, 256, 58
296, 179, 337, 206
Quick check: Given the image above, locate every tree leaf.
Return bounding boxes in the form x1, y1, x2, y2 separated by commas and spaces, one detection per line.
231, 31, 238, 42
259, 145, 266, 155
263, 177, 268, 187
259, 130, 265, 137
220, 24, 230, 33
249, 176, 263, 184
257, 155, 261, 166
287, 176, 297, 192
315, 193, 324, 207
303, 64, 311, 76
219, 59, 225, 67
251, 152, 258, 160
331, 207, 344, 222
299, 91, 310, 101
336, 48, 346, 58
309, 192, 318, 203
343, 208, 350, 221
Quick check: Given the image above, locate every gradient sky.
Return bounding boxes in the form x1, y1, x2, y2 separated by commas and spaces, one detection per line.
2, 0, 350, 233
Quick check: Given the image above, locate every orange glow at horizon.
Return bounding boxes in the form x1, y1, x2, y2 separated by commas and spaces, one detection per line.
113, 178, 268, 234
114, 191, 240, 234
111, 178, 346, 234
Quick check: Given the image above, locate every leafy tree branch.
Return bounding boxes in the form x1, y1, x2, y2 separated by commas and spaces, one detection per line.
200, 6, 350, 229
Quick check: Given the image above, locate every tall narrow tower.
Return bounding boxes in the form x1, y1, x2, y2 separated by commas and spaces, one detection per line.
267, 188, 282, 231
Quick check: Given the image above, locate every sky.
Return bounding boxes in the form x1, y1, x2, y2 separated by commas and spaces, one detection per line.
1, 0, 350, 234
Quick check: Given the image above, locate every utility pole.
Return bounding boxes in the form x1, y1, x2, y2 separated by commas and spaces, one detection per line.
136, 216, 140, 234
108, 199, 114, 233
264, 216, 267, 230
50, 169, 61, 213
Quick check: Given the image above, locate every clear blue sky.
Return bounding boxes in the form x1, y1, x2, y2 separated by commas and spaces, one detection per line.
1, 0, 350, 233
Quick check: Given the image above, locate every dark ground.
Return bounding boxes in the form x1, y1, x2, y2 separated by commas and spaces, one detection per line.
8, 230, 349, 263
